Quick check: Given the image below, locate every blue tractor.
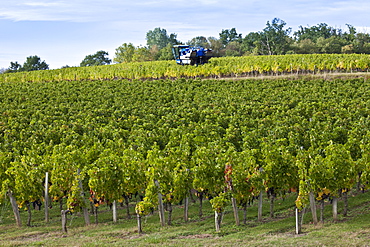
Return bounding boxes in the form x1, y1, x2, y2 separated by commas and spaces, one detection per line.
172, 45, 213, 65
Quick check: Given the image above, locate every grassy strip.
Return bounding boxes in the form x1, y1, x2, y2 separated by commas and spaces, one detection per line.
0, 191, 369, 246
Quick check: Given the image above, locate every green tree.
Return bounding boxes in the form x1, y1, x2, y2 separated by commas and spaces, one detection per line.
6, 61, 22, 73
146, 27, 178, 50
241, 32, 260, 55
291, 39, 319, 54
114, 43, 136, 63
225, 41, 243, 56
343, 24, 357, 43
352, 33, 370, 53
208, 37, 224, 56
316, 36, 345, 54
294, 23, 342, 42
257, 18, 292, 55
187, 36, 209, 47
7, 56, 49, 73
219, 28, 242, 46
80, 51, 111, 67
156, 43, 176, 61
132, 46, 153, 62
22, 55, 49, 71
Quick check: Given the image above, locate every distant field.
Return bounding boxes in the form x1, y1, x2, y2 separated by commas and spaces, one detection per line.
1, 53, 369, 83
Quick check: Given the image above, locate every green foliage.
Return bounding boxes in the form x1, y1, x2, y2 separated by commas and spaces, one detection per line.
317, 36, 346, 54
66, 176, 86, 212
80, 50, 111, 67
6, 61, 22, 73
0, 152, 13, 200
192, 142, 225, 198
6, 56, 48, 73
146, 27, 178, 50
22, 55, 49, 71
230, 148, 262, 206
352, 33, 370, 53
208, 36, 224, 56
294, 23, 342, 42
135, 199, 154, 216
88, 152, 124, 202
210, 192, 229, 213
219, 28, 242, 46
309, 142, 355, 197
145, 142, 192, 205
0, 74, 370, 230
156, 43, 175, 61
47, 145, 84, 201
5, 155, 45, 208
261, 140, 298, 194
132, 46, 153, 62
225, 41, 243, 56
114, 43, 136, 63
290, 39, 319, 54
187, 36, 210, 47
257, 18, 293, 55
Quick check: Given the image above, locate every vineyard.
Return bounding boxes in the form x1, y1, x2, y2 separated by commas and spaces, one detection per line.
1, 53, 370, 82
1, 54, 370, 245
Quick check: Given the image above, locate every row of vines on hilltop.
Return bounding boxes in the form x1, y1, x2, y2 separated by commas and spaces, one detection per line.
1, 54, 370, 83
1, 78, 370, 232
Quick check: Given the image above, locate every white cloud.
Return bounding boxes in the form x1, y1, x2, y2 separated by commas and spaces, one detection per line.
0, 0, 227, 22
23, 2, 64, 7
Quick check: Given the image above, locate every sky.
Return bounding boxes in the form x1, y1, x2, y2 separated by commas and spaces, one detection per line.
1, 0, 370, 69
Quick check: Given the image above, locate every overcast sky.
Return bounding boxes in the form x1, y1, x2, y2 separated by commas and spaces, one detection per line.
1, 0, 370, 69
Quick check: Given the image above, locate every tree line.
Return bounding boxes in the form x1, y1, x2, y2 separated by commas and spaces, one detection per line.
3, 18, 370, 73
4, 56, 49, 73
113, 18, 370, 63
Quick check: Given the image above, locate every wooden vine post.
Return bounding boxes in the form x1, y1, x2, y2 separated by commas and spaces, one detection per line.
231, 197, 240, 226
154, 179, 165, 227
295, 208, 301, 234
215, 210, 222, 232
184, 196, 189, 222
332, 196, 338, 221
309, 190, 318, 225
45, 172, 49, 223
77, 168, 90, 225
112, 200, 117, 223
258, 191, 263, 222
258, 167, 264, 222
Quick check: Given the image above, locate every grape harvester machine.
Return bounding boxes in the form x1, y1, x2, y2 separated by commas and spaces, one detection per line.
172, 45, 213, 65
